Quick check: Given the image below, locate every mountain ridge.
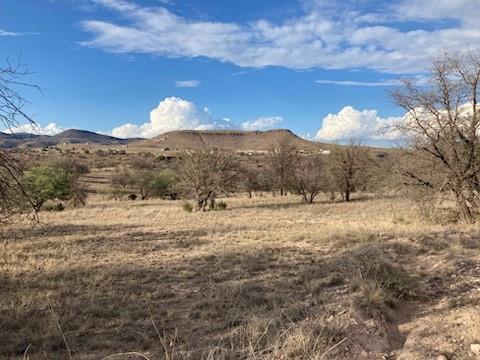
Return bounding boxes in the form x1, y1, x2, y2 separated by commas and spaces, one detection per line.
0, 129, 138, 149
0, 128, 337, 151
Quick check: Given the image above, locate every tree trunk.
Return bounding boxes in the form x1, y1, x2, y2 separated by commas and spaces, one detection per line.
197, 198, 207, 211
345, 190, 350, 202
208, 198, 215, 211
456, 191, 474, 223
301, 191, 308, 204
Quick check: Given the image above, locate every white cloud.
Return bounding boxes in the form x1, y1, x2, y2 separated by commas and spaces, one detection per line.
110, 97, 287, 138
0, 29, 20, 36
110, 96, 234, 138
241, 116, 283, 131
315, 79, 400, 87
175, 80, 201, 88
316, 75, 429, 87
0, 29, 38, 36
2, 122, 64, 136
80, 0, 480, 74
315, 106, 403, 143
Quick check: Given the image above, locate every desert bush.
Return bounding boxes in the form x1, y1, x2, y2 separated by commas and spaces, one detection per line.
182, 201, 193, 212
290, 155, 328, 204
241, 164, 270, 198
128, 193, 137, 201
266, 136, 298, 196
215, 200, 227, 210
22, 165, 72, 211
178, 151, 238, 211
152, 169, 180, 200
339, 245, 416, 317
42, 201, 65, 212
110, 167, 132, 189
131, 156, 156, 170
265, 317, 347, 359
52, 158, 90, 177
330, 141, 370, 202
69, 181, 88, 207
127, 168, 180, 200
52, 158, 89, 207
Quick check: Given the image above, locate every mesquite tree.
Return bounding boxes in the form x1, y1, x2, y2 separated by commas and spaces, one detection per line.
178, 151, 238, 211
393, 50, 480, 222
267, 137, 298, 196
0, 60, 38, 222
290, 155, 327, 204
331, 142, 370, 202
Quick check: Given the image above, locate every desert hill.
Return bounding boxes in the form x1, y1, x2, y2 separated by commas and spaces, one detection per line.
133, 129, 329, 152
0, 129, 138, 149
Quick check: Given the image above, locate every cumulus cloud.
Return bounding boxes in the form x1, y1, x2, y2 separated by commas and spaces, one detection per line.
110, 97, 286, 138
315, 106, 403, 143
2, 122, 64, 136
241, 116, 283, 131
110, 96, 234, 138
175, 80, 201, 88
80, 0, 480, 74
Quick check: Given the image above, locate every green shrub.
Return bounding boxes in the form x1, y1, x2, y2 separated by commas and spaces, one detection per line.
208, 199, 216, 211
182, 201, 193, 213
43, 201, 65, 212
216, 201, 227, 211
22, 165, 72, 211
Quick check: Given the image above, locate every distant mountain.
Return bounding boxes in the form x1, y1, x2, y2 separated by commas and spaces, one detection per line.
51, 129, 133, 145
134, 129, 329, 152
0, 129, 140, 149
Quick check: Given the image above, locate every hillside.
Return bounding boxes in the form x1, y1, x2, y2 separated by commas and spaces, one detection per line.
0, 129, 138, 149
51, 129, 133, 145
133, 129, 329, 152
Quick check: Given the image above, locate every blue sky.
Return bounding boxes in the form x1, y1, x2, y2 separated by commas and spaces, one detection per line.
1, 0, 479, 143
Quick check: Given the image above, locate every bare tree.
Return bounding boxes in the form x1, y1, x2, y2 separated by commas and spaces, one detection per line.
178, 151, 238, 211
241, 163, 269, 198
392, 50, 480, 222
290, 155, 327, 204
330, 141, 370, 202
0, 60, 38, 222
267, 137, 298, 196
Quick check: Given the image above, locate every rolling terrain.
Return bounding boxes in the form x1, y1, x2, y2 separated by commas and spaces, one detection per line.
0, 128, 337, 153
0, 129, 138, 149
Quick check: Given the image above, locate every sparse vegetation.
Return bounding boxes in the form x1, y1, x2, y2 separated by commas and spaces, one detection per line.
182, 200, 193, 212
4, 51, 480, 360
3, 194, 480, 359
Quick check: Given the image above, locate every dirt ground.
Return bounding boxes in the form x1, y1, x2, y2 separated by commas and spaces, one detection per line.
1, 195, 480, 359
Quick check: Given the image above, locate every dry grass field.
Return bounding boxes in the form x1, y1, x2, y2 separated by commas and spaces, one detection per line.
2, 195, 480, 359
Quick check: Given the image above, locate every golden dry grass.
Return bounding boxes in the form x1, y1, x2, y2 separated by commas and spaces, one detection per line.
1, 194, 480, 359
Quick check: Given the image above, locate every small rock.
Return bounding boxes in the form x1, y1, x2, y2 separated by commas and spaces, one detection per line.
436, 355, 448, 360
471, 343, 480, 354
